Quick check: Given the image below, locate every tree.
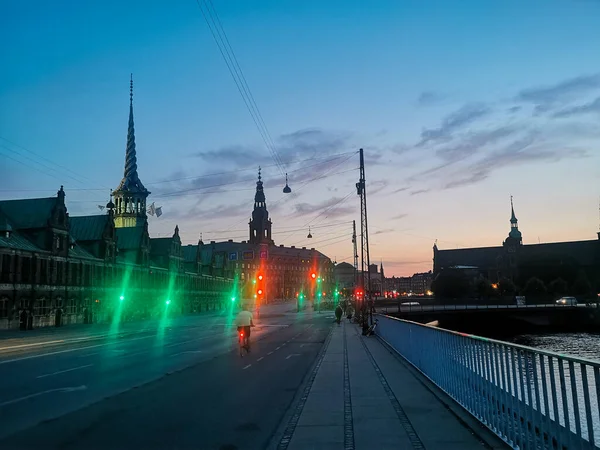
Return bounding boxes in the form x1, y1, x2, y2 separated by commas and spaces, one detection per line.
548, 278, 568, 297
572, 271, 592, 297
522, 277, 547, 296
498, 277, 517, 296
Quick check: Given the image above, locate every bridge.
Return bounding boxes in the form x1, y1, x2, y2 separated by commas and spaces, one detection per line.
375, 313, 600, 450
376, 302, 600, 335
1, 303, 598, 449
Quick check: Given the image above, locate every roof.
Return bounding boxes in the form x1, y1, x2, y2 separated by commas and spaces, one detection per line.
116, 227, 144, 250
0, 197, 56, 229
435, 238, 599, 270
70, 215, 108, 241
435, 245, 503, 269
0, 229, 42, 252
199, 241, 332, 264
69, 243, 101, 261
335, 262, 355, 270
183, 244, 198, 262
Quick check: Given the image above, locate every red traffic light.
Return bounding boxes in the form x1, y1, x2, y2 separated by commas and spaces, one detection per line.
258, 274, 264, 281
311, 273, 316, 279
257, 289, 263, 295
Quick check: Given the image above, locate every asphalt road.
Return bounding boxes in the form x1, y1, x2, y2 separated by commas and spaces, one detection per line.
0, 304, 335, 449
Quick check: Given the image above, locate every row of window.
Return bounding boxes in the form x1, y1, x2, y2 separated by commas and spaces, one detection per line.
0, 253, 231, 292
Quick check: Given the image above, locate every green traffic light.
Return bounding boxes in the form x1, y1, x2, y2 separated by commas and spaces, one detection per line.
165, 299, 171, 305
119, 295, 125, 302
253, 279, 256, 284
231, 297, 236, 302
317, 278, 321, 283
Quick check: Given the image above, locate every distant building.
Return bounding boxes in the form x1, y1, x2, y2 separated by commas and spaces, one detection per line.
334, 262, 356, 290
433, 198, 600, 290
184, 169, 335, 301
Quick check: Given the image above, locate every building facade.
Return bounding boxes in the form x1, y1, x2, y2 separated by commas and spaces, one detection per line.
0, 78, 232, 330
185, 169, 336, 302
433, 199, 600, 291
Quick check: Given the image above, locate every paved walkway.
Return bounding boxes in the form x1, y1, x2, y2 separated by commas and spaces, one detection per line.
276, 321, 507, 450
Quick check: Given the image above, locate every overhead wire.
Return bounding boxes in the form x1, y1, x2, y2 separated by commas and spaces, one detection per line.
195, 0, 286, 177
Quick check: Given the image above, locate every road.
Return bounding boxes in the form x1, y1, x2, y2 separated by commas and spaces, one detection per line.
0, 303, 335, 449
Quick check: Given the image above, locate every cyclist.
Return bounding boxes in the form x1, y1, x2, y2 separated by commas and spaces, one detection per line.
235, 304, 254, 350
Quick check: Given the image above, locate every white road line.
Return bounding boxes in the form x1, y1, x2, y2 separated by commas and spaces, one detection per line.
36, 364, 93, 379
243, 364, 252, 370
257, 356, 264, 361
300, 344, 306, 348
286, 354, 300, 360
276, 346, 281, 350
0, 385, 87, 407
268, 351, 273, 355
79, 352, 100, 358
282, 342, 287, 346
0, 335, 154, 365
169, 350, 203, 357
0, 339, 66, 351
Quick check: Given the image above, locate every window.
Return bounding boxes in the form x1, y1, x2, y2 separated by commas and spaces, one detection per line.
35, 297, 50, 316
1, 254, 11, 283
21, 257, 31, 283
65, 297, 76, 314
0, 297, 8, 318
40, 259, 48, 284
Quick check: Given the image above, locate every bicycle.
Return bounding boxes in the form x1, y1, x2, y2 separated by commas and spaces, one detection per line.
238, 328, 249, 357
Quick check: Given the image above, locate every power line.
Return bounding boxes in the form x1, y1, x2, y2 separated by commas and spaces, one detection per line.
195, 0, 286, 177
0, 136, 109, 188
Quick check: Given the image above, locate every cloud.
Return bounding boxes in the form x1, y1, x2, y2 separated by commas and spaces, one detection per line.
390, 213, 408, 220
435, 125, 519, 163
416, 91, 446, 107
392, 186, 409, 194
552, 97, 600, 119
442, 134, 587, 190
291, 196, 356, 218
417, 103, 491, 146
373, 228, 395, 236
515, 73, 600, 114
410, 189, 430, 196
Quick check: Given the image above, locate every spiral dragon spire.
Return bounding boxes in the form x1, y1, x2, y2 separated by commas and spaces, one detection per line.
116, 74, 148, 194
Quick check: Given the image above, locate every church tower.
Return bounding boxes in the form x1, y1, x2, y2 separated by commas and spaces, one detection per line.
113, 75, 150, 228
503, 196, 522, 247
249, 167, 273, 245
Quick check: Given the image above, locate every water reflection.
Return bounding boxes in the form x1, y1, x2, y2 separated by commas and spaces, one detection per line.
509, 332, 600, 363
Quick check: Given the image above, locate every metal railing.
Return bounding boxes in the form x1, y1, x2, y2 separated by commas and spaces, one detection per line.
378, 303, 592, 314
376, 314, 600, 450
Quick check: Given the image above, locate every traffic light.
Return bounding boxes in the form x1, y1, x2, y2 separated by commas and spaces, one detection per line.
311, 272, 316, 280
119, 295, 125, 302
165, 299, 171, 305
231, 296, 236, 302
256, 273, 265, 300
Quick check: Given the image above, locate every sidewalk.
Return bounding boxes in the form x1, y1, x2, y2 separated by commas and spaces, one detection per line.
276, 321, 507, 450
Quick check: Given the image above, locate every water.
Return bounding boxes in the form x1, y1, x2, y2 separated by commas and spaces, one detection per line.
509, 332, 600, 363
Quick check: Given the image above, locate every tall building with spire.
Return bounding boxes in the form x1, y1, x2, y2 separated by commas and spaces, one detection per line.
113, 75, 150, 229
433, 196, 600, 288
504, 196, 523, 247
249, 167, 273, 245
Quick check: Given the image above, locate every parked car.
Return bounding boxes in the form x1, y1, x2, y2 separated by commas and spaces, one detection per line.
556, 296, 578, 305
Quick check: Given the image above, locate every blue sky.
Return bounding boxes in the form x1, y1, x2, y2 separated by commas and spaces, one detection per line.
1, 0, 599, 276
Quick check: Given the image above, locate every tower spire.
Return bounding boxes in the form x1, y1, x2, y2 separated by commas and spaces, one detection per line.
113, 75, 150, 228
510, 195, 517, 224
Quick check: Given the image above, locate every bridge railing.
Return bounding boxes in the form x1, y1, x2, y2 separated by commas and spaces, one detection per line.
377, 303, 591, 314
376, 314, 600, 450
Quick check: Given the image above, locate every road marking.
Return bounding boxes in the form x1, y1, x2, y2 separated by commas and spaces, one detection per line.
268, 351, 273, 355
276, 346, 281, 350
36, 364, 93, 379
0, 385, 87, 407
79, 352, 100, 358
286, 354, 300, 360
243, 364, 252, 370
257, 357, 264, 362
0, 339, 66, 351
0, 335, 154, 365
169, 350, 203, 357
300, 344, 306, 348
282, 343, 287, 346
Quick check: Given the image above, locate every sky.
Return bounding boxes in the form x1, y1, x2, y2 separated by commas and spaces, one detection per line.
1, 0, 599, 277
